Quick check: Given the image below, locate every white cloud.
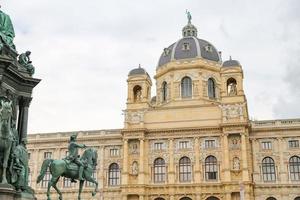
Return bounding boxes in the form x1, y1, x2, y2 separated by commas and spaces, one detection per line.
1, 0, 299, 133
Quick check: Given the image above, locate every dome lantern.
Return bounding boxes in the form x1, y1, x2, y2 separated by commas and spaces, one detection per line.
182, 10, 197, 37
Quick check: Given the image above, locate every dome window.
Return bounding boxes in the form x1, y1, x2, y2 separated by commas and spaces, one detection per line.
204, 45, 213, 53
182, 43, 190, 51
163, 48, 170, 56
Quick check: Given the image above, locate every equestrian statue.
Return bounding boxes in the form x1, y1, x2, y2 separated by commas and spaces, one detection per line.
37, 134, 98, 200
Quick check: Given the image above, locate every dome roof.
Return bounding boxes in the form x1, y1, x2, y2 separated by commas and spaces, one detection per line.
157, 14, 221, 68
222, 57, 241, 67
157, 36, 221, 68
128, 66, 149, 76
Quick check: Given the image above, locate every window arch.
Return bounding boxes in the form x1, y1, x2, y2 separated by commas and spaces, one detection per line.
133, 85, 142, 102
162, 81, 168, 102
289, 156, 300, 181
181, 76, 192, 98
180, 197, 192, 200
262, 157, 276, 181
208, 78, 216, 98
205, 156, 218, 180
206, 197, 220, 200
108, 163, 120, 186
227, 77, 237, 96
155, 198, 165, 200
294, 197, 300, 200
179, 157, 192, 182
266, 197, 277, 200
154, 158, 166, 183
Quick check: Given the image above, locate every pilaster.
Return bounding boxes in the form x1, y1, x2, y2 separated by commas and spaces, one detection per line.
122, 139, 129, 185
241, 133, 249, 181
138, 139, 145, 184
194, 137, 201, 182
223, 133, 231, 182
168, 139, 175, 183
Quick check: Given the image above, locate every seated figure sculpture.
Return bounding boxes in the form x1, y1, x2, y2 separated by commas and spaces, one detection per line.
18, 51, 35, 76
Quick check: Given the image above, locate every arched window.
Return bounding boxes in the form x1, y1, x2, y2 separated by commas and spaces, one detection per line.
206, 197, 220, 200
181, 76, 192, 98
133, 85, 142, 102
154, 158, 166, 183
179, 157, 192, 182
289, 156, 300, 181
208, 78, 216, 98
162, 81, 168, 102
108, 163, 120, 186
205, 156, 218, 180
262, 157, 276, 182
227, 78, 237, 96
266, 197, 277, 200
180, 197, 192, 200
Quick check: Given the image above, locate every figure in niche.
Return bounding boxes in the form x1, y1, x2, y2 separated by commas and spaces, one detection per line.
133, 85, 142, 102
227, 78, 237, 96
131, 161, 139, 175
131, 143, 138, 154
233, 157, 240, 170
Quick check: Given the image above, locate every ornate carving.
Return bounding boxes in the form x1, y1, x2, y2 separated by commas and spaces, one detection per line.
219, 103, 245, 121
124, 110, 146, 124
131, 161, 139, 175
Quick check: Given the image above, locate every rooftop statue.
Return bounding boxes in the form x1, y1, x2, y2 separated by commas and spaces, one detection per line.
37, 134, 98, 200
0, 6, 16, 50
186, 10, 192, 24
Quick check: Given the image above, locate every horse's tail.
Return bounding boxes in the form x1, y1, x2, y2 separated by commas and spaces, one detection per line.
37, 159, 53, 184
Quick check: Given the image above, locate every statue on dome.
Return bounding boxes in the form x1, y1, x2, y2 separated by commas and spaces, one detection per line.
186, 10, 192, 24
0, 6, 16, 50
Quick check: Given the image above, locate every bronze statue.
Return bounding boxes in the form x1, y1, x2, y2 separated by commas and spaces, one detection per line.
0, 6, 15, 50
37, 135, 98, 200
18, 51, 35, 76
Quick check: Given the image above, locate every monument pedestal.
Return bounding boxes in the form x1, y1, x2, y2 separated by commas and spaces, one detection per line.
0, 184, 36, 200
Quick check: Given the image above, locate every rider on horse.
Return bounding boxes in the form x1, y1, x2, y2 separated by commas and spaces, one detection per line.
65, 134, 86, 181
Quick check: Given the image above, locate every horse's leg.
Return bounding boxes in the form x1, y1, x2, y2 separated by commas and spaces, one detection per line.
78, 180, 84, 200
47, 177, 52, 200
85, 174, 98, 196
52, 176, 62, 200
1, 142, 11, 184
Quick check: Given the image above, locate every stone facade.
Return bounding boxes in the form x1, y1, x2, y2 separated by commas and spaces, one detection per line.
27, 20, 300, 200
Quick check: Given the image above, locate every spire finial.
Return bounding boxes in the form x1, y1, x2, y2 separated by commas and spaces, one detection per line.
186, 10, 192, 24
138, 64, 141, 68
229, 56, 232, 60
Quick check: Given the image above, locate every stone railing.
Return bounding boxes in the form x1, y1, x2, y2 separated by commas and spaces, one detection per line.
251, 119, 300, 128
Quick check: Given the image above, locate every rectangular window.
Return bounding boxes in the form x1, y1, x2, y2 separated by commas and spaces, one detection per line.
41, 171, 51, 188
261, 141, 272, 150
110, 148, 119, 157
205, 140, 216, 148
44, 152, 52, 159
179, 141, 189, 149
63, 178, 73, 188
289, 140, 299, 148
154, 142, 163, 150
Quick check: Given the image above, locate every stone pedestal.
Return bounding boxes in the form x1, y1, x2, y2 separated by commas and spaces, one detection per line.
0, 184, 36, 200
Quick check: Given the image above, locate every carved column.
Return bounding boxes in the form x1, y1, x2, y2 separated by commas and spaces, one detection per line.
194, 137, 201, 183
122, 139, 128, 185
168, 139, 175, 183
241, 133, 249, 181
18, 97, 32, 142
139, 139, 145, 184
223, 133, 231, 181
277, 137, 286, 183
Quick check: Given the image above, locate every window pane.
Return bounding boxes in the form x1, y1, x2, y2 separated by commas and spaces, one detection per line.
109, 163, 120, 186
262, 157, 276, 182
181, 77, 192, 98
154, 158, 166, 183
205, 156, 218, 180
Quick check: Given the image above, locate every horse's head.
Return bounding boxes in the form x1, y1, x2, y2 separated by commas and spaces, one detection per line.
82, 148, 98, 167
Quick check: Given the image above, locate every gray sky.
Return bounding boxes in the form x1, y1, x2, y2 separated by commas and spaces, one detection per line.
2, 0, 300, 133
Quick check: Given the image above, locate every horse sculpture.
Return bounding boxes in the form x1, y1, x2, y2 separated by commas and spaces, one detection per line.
37, 148, 98, 200
0, 100, 14, 184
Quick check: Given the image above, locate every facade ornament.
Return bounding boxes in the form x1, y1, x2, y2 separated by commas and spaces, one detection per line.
18, 51, 35, 76
219, 103, 245, 121
228, 82, 237, 96
124, 110, 146, 124
131, 161, 139, 175
232, 157, 240, 170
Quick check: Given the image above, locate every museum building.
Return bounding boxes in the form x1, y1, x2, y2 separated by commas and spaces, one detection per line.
27, 18, 300, 200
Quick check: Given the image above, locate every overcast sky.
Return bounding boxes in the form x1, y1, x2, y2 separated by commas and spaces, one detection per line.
2, 0, 300, 133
